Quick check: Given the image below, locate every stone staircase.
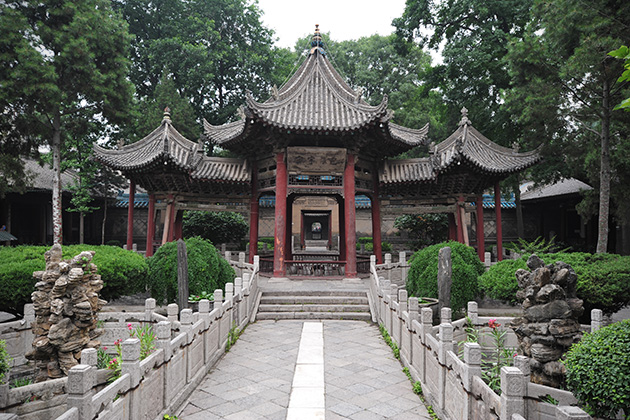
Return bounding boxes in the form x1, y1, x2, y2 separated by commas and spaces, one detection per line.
256, 290, 372, 321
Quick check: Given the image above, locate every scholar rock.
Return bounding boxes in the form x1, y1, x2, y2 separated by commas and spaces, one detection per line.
26, 245, 107, 379
510, 254, 584, 387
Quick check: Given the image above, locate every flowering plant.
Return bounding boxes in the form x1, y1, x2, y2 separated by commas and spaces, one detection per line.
482, 319, 516, 394
101, 323, 156, 382
188, 291, 214, 302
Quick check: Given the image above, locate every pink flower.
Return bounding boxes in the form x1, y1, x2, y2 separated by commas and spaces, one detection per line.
488, 319, 501, 329
102, 346, 107, 350
127, 323, 132, 330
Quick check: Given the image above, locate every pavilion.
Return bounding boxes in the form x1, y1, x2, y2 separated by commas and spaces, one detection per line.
94, 26, 540, 277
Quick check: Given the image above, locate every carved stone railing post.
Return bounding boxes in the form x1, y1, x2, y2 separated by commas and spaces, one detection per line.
145, 298, 156, 322
467, 301, 479, 325
214, 289, 224, 316
199, 299, 211, 329
408, 297, 419, 324
399, 251, 407, 284
385, 253, 392, 282
167, 303, 179, 324
463, 343, 482, 391
67, 364, 96, 420
180, 309, 194, 343
156, 321, 172, 361
590, 309, 603, 332
440, 307, 452, 325
80, 348, 97, 372
225, 283, 234, 308
399, 289, 408, 315
499, 366, 526, 420
122, 338, 141, 388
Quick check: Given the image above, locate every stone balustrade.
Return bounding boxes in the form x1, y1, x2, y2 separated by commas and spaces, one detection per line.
0, 255, 261, 420
368, 258, 592, 420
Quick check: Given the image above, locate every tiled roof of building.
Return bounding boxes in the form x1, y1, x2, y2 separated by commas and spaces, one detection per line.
203, 26, 429, 154
93, 110, 250, 186
379, 108, 541, 185
521, 178, 592, 201
94, 111, 200, 172
23, 159, 76, 191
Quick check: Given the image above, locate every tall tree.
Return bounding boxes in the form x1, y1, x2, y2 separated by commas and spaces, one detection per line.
113, 0, 294, 127
0, 0, 134, 244
507, 0, 630, 253
393, 0, 534, 145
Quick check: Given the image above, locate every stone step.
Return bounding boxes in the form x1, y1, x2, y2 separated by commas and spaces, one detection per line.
255, 311, 372, 321
260, 296, 368, 305
258, 303, 370, 313
261, 290, 367, 297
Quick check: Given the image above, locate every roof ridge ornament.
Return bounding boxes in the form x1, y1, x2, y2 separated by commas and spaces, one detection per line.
271, 84, 279, 101
309, 24, 326, 56
163, 106, 171, 123
354, 86, 363, 103
458, 107, 471, 126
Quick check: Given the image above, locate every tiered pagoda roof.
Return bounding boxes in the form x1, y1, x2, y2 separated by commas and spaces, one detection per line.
203, 25, 430, 158
379, 108, 541, 197
93, 110, 249, 195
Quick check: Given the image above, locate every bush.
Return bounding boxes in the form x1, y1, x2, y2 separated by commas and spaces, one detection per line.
147, 237, 233, 305
406, 241, 484, 314
356, 237, 392, 252
0, 340, 11, 384
0, 245, 148, 316
564, 319, 630, 419
479, 252, 630, 315
183, 211, 248, 245
394, 213, 448, 250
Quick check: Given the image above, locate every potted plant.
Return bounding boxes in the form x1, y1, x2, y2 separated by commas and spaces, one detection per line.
188, 291, 214, 312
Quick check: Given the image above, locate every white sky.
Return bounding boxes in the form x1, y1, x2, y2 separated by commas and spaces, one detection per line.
256, 0, 408, 49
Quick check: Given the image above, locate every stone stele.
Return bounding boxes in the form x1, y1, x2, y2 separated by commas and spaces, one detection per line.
26, 244, 107, 381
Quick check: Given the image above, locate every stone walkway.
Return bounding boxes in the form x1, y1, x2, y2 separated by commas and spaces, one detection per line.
178, 320, 431, 419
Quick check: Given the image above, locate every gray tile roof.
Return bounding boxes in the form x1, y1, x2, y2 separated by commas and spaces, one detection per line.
93, 115, 250, 186
22, 159, 76, 191
521, 178, 592, 201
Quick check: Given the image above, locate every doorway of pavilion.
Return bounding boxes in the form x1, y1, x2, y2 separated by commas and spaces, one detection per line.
302, 211, 331, 250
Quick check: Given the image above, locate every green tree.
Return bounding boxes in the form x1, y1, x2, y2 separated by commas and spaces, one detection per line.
506, 0, 630, 253
0, 0, 134, 244
113, 0, 295, 128
393, 0, 534, 146
609, 46, 630, 111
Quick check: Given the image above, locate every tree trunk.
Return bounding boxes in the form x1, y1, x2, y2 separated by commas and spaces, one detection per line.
596, 78, 611, 253
79, 211, 84, 244
52, 110, 63, 245
101, 198, 107, 245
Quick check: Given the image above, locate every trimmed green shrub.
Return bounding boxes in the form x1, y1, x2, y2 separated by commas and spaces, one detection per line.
147, 237, 233, 305
356, 237, 392, 252
183, 211, 248, 245
0, 245, 148, 316
564, 319, 630, 419
394, 213, 448, 250
406, 241, 484, 314
479, 252, 630, 315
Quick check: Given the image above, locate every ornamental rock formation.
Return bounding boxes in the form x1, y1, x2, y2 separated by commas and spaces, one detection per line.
510, 254, 584, 387
26, 244, 106, 381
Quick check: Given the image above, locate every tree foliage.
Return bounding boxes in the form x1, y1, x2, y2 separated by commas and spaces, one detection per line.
0, 0, 134, 243
394, 213, 448, 250
183, 211, 248, 245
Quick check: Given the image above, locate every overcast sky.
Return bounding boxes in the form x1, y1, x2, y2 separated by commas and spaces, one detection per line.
256, 0, 408, 49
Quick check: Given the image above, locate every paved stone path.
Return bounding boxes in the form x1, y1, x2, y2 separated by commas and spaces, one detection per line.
178, 320, 431, 419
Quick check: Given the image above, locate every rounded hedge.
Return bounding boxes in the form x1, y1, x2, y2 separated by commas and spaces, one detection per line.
147, 237, 234, 305
406, 241, 484, 314
478, 252, 630, 315
564, 319, 630, 419
0, 245, 148, 316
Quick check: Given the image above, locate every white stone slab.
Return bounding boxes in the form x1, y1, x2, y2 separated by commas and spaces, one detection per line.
292, 364, 325, 387
286, 407, 326, 420
297, 345, 324, 364
289, 387, 326, 408
302, 322, 323, 333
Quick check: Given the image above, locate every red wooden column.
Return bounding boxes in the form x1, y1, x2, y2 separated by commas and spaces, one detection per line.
126, 180, 135, 250
285, 195, 293, 263
344, 153, 357, 277
174, 210, 183, 240
273, 151, 288, 277
338, 197, 346, 261
495, 182, 503, 261
371, 166, 383, 264
448, 213, 457, 240
476, 195, 485, 261
456, 197, 465, 243
248, 162, 259, 263
167, 196, 176, 243
146, 194, 156, 257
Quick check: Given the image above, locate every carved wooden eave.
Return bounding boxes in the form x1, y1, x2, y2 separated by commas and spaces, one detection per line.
94, 111, 251, 195
202, 28, 429, 158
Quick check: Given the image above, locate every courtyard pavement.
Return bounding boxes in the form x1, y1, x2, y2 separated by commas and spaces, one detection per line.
177, 319, 432, 419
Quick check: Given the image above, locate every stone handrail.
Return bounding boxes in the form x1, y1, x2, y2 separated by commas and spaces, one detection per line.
368, 259, 592, 420
0, 256, 261, 420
